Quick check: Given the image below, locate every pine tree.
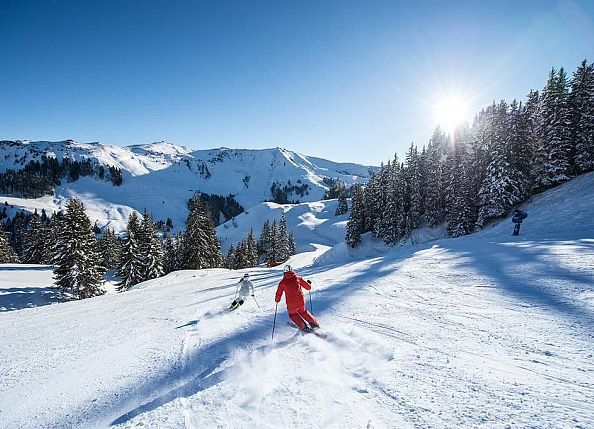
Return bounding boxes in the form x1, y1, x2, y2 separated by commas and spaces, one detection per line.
246, 228, 259, 267
476, 101, 527, 227
10, 212, 26, 260
98, 227, 120, 269
537, 67, 573, 189
162, 234, 179, 274
117, 212, 144, 291
0, 227, 18, 263
224, 244, 236, 269
180, 197, 223, 269
23, 212, 46, 263
424, 128, 448, 227
335, 192, 348, 216
268, 219, 279, 264
140, 211, 164, 281
276, 213, 291, 262
345, 184, 365, 248
569, 59, 594, 174
365, 164, 387, 237
258, 220, 271, 262
446, 127, 475, 237
375, 159, 402, 245
233, 240, 248, 269
288, 232, 296, 255
45, 211, 64, 264
53, 198, 105, 299
405, 143, 423, 231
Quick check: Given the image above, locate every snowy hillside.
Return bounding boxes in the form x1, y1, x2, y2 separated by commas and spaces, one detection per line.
216, 199, 349, 253
1, 173, 593, 428
0, 140, 374, 233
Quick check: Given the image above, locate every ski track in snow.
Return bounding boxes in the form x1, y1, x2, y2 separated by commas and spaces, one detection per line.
1, 173, 594, 428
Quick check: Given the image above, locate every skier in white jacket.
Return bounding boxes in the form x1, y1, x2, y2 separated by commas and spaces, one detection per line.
229, 273, 255, 310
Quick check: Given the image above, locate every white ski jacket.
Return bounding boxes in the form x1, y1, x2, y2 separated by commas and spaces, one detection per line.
236, 278, 255, 299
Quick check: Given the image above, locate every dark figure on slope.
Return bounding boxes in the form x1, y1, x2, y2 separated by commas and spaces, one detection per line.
229, 273, 255, 310
512, 209, 528, 236
275, 265, 319, 332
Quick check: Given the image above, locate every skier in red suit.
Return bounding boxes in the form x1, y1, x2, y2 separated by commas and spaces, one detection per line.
275, 265, 320, 331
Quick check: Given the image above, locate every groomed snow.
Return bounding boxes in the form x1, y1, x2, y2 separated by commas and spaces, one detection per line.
0, 173, 593, 428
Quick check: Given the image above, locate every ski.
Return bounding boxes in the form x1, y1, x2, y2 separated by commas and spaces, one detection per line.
286, 321, 327, 339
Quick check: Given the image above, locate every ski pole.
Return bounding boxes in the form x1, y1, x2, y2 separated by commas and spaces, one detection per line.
271, 302, 278, 341
307, 280, 313, 314
252, 295, 261, 308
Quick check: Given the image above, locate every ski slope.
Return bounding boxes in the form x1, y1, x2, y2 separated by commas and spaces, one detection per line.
1, 173, 594, 428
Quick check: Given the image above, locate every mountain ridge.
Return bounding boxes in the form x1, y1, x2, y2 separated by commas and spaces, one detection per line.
0, 139, 376, 234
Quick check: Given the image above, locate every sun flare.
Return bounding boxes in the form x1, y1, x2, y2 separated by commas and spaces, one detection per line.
434, 95, 469, 135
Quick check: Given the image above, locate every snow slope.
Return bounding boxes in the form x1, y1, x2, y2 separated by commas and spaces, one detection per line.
216, 199, 350, 253
1, 173, 593, 428
0, 140, 374, 234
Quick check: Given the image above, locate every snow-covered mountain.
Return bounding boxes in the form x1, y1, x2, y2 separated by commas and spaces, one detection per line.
1, 172, 593, 428
0, 140, 375, 233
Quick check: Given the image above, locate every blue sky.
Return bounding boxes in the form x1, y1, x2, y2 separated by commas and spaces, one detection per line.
2, 0, 593, 165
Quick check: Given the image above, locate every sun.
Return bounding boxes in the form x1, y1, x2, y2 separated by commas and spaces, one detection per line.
433, 95, 469, 136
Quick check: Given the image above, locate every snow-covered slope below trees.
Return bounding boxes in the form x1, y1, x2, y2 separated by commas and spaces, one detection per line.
216, 199, 349, 253
1, 173, 593, 428
0, 140, 374, 234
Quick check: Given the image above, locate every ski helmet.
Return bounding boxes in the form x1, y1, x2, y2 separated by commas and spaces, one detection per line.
283, 265, 293, 273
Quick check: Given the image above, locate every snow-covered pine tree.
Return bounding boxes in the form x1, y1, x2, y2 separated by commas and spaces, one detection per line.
507, 99, 531, 198
23, 212, 46, 263
267, 219, 279, 264
9, 212, 26, 260
246, 228, 259, 266
445, 127, 475, 237
405, 143, 423, 231
476, 101, 526, 228
366, 164, 387, 237
523, 89, 541, 188
258, 220, 271, 262
424, 127, 448, 227
288, 232, 296, 255
0, 227, 18, 263
233, 240, 248, 269
140, 211, 164, 281
468, 108, 492, 206
224, 244, 236, 269
335, 192, 348, 216
180, 197, 223, 269
276, 213, 291, 262
45, 211, 64, 264
98, 227, 120, 269
345, 183, 365, 248
569, 59, 594, 174
162, 234, 179, 274
117, 212, 144, 291
380, 157, 406, 245
537, 67, 573, 189
53, 198, 105, 299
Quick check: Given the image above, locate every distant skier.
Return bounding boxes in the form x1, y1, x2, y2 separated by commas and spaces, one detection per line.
512, 209, 528, 236
229, 273, 255, 310
275, 265, 319, 332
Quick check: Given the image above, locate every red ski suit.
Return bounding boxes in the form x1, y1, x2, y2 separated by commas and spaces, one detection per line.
275, 271, 319, 329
